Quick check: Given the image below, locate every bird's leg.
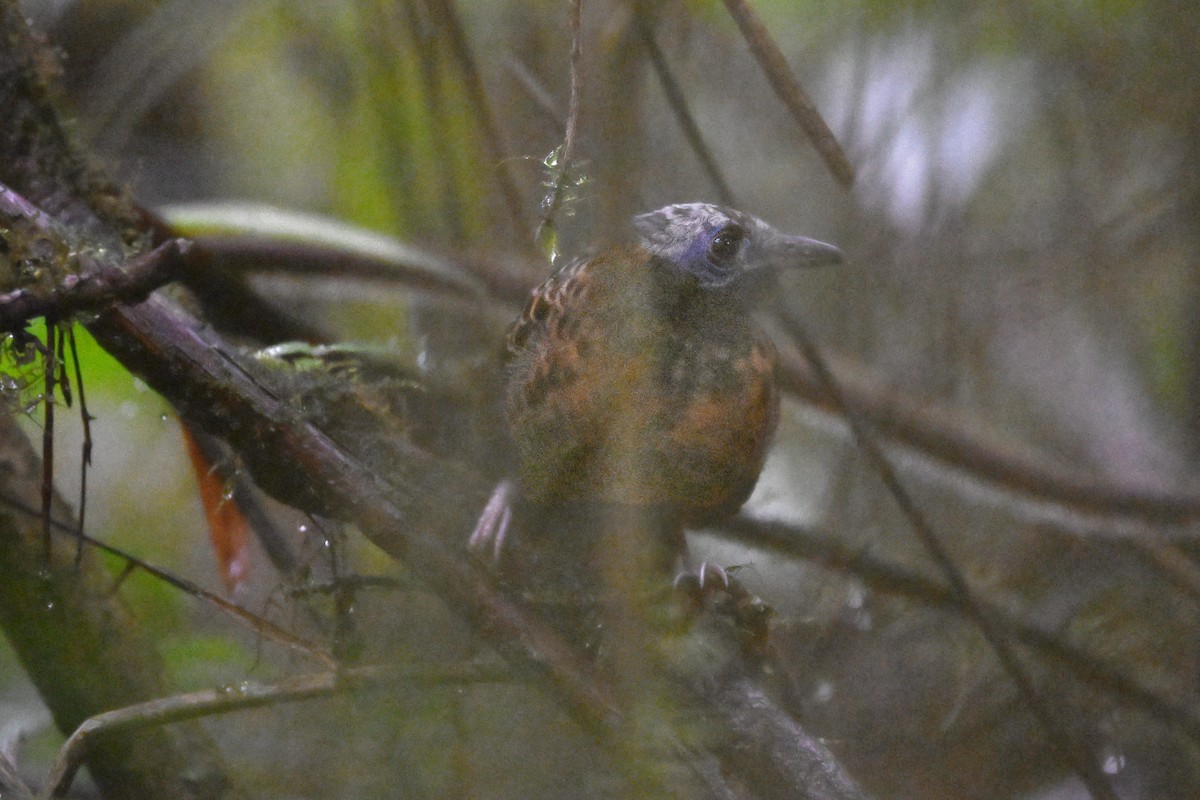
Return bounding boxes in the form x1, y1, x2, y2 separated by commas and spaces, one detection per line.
467, 478, 515, 563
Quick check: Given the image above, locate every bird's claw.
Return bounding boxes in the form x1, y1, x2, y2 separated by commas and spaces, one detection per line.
468, 479, 515, 563
673, 560, 731, 594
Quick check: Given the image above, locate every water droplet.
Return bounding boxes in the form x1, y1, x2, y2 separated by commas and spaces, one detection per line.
1102, 750, 1126, 775
297, 524, 308, 534
813, 681, 835, 704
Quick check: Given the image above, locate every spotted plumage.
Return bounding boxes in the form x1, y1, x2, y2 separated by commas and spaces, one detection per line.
502, 203, 842, 526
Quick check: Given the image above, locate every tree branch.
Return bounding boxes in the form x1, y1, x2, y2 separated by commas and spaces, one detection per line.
0, 6, 234, 797
720, 0, 854, 187
775, 340, 1200, 528
0, 237, 191, 331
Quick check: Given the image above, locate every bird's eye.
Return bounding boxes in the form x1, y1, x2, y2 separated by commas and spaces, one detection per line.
709, 225, 744, 263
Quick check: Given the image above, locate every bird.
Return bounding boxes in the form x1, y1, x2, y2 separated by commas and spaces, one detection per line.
471, 203, 843, 580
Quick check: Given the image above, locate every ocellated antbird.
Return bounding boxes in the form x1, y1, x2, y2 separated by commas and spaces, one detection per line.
471, 203, 842, 584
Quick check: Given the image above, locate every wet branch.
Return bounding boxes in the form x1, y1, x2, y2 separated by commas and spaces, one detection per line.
774, 341, 1200, 528
0, 238, 191, 331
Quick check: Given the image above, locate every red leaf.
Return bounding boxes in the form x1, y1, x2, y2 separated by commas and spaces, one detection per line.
181, 423, 250, 593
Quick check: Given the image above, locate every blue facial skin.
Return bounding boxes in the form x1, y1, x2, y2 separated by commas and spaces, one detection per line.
678, 223, 745, 289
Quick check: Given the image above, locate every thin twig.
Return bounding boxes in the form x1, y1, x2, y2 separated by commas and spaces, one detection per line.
41, 319, 56, 561
0, 489, 336, 669
504, 56, 564, 131
287, 574, 410, 598
40, 662, 512, 799
188, 235, 482, 300
422, 0, 532, 246
720, 0, 854, 187
537, 0, 585, 244
635, 12, 738, 207
1135, 542, 1200, 603
0, 749, 34, 800
66, 326, 93, 568
67, 328, 92, 567
773, 308, 1119, 800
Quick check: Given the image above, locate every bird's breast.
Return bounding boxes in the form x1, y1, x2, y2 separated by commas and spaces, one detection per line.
655, 330, 780, 521
506, 278, 780, 520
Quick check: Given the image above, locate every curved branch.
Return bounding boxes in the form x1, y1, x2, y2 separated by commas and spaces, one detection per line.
41, 663, 510, 799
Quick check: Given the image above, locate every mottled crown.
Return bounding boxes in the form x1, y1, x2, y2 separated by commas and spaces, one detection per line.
633, 202, 842, 288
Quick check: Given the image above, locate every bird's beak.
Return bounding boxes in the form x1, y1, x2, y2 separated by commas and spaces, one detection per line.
766, 233, 844, 270
736, 229, 843, 299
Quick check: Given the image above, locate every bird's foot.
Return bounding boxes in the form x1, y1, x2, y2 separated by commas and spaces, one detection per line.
673, 562, 775, 662
468, 479, 515, 563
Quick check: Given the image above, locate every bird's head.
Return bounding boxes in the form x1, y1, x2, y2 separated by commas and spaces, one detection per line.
632, 203, 843, 290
